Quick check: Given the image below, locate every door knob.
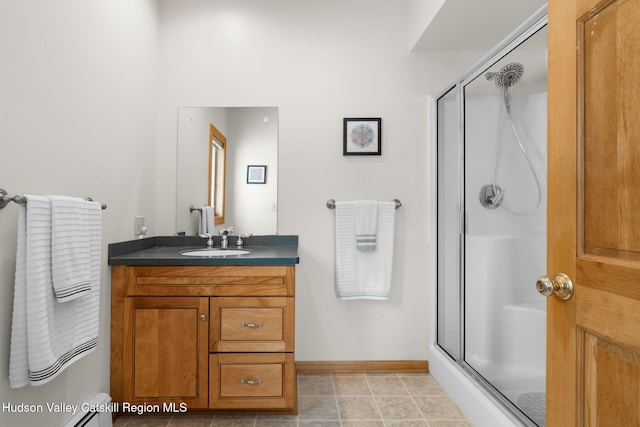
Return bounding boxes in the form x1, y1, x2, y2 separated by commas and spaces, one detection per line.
536, 273, 574, 301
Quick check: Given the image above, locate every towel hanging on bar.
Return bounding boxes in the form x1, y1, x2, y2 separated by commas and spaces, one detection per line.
0, 189, 107, 210
9, 195, 101, 387
334, 200, 396, 300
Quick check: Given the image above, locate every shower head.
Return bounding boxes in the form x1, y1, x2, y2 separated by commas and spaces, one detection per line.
493, 62, 524, 88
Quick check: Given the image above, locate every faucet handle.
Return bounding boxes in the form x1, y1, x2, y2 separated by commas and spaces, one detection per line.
236, 233, 252, 248
199, 233, 214, 247
219, 226, 234, 235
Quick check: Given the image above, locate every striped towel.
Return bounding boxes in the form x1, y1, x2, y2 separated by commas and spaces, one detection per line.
198, 205, 215, 235
9, 195, 101, 388
355, 200, 378, 251
50, 195, 93, 302
335, 201, 396, 300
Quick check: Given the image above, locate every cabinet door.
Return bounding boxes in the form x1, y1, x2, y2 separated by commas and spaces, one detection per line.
123, 297, 209, 408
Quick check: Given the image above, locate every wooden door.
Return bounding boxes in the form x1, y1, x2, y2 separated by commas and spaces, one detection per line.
123, 296, 209, 408
548, 0, 640, 425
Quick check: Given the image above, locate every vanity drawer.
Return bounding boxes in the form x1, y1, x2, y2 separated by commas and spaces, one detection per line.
126, 265, 295, 297
209, 353, 296, 409
210, 297, 294, 352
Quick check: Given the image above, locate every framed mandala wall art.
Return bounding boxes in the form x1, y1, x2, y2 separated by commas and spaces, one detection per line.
246, 165, 267, 184
343, 117, 381, 156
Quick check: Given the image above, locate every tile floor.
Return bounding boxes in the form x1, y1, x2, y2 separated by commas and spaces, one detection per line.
113, 372, 471, 427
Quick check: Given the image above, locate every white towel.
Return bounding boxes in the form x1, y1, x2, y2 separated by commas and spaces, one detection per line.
335, 201, 396, 300
9, 195, 101, 388
355, 200, 378, 251
50, 195, 93, 302
198, 205, 215, 235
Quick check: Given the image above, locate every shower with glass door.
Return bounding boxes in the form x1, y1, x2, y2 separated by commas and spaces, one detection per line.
433, 9, 548, 427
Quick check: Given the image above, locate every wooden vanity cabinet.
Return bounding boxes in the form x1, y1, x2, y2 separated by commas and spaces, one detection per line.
111, 265, 296, 414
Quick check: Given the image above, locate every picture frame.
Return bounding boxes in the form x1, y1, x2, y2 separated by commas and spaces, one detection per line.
246, 165, 267, 184
343, 117, 382, 156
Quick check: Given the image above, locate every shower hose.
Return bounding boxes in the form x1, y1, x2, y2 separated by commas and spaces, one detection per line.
490, 86, 542, 216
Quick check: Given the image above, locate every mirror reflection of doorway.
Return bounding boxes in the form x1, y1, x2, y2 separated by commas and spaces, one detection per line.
209, 122, 226, 225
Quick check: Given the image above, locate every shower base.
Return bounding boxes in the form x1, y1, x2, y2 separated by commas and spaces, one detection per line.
517, 391, 546, 426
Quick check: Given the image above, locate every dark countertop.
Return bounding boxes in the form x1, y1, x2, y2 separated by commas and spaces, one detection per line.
108, 235, 299, 266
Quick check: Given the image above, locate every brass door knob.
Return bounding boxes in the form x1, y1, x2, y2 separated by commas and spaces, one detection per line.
536, 273, 574, 301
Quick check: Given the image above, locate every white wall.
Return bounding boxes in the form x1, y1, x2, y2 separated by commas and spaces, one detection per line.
0, 1, 158, 426
155, 0, 432, 361
409, 0, 446, 49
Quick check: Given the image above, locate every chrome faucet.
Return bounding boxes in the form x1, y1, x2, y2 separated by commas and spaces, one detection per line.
219, 227, 234, 249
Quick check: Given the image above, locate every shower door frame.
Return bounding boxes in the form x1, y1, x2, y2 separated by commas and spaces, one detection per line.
433, 6, 548, 427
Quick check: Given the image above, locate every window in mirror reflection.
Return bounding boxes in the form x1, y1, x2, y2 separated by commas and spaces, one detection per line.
209, 123, 226, 224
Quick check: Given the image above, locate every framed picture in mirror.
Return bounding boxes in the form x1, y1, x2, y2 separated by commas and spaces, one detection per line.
247, 165, 267, 184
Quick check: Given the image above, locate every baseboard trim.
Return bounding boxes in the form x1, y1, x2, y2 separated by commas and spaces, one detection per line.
295, 360, 429, 374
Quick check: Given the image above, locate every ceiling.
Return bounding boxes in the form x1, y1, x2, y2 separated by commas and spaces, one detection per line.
413, 0, 547, 51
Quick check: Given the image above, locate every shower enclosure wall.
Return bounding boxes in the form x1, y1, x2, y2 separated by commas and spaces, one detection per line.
429, 8, 548, 427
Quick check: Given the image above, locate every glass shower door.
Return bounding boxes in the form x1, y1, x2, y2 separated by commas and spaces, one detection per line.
437, 85, 461, 362
462, 25, 548, 427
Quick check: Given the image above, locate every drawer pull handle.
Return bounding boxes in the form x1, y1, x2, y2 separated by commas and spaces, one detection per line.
240, 378, 263, 385
240, 321, 263, 328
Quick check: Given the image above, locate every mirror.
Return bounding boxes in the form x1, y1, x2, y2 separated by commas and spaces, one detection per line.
176, 107, 278, 236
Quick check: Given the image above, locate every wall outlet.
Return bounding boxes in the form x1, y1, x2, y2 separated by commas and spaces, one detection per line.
134, 216, 146, 236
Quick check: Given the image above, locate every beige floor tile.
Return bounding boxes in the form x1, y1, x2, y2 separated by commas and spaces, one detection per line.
209, 420, 254, 427
375, 395, 423, 420
336, 396, 382, 421
333, 374, 371, 396
365, 374, 409, 396
298, 395, 340, 421
413, 396, 466, 420
341, 421, 385, 426
168, 415, 215, 426
111, 373, 472, 426
255, 413, 299, 421
213, 415, 256, 420
115, 415, 173, 426
427, 421, 474, 427
254, 420, 297, 426
298, 374, 335, 396
400, 374, 447, 396
384, 421, 430, 427
297, 421, 342, 427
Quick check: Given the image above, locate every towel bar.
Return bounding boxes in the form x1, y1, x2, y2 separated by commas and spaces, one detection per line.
326, 199, 401, 209
0, 189, 107, 210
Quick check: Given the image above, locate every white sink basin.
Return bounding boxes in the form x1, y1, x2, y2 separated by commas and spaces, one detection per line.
181, 249, 251, 257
